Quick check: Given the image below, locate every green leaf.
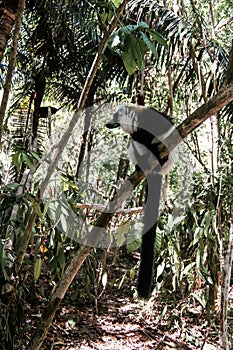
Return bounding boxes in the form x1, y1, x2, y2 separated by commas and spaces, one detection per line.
182, 262, 195, 276
159, 305, 168, 320
41, 199, 52, 219
111, 0, 121, 7
156, 261, 165, 280
57, 246, 65, 269
140, 31, 158, 58
155, 228, 163, 251
30, 198, 42, 218
129, 36, 147, 72
12, 151, 22, 171
4, 182, 20, 190
202, 211, 212, 237
129, 268, 135, 280
34, 257, 42, 281
116, 219, 130, 246
22, 152, 36, 172
68, 319, 76, 328
148, 29, 168, 48
100, 12, 108, 24
120, 24, 140, 34
34, 237, 42, 260
166, 213, 174, 232
127, 238, 141, 252
118, 272, 126, 289
172, 215, 186, 226
191, 292, 206, 308
1, 248, 6, 270
60, 213, 68, 232
29, 150, 41, 162
122, 46, 137, 75
137, 21, 149, 30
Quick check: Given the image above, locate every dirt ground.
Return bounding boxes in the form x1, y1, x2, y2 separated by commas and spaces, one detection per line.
21, 261, 230, 350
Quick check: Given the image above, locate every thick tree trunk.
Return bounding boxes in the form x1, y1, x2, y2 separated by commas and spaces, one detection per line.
0, 0, 19, 61
0, 0, 26, 143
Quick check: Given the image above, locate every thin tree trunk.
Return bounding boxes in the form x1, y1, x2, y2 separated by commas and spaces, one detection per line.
220, 209, 233, 350
208, 1, 218, 183
167, 66, 173, 115
15, 208, 37, 272
32, 70, 46, 141
210, 114, 218, 181
0, 0, 26, 144
75, 111, 92, 177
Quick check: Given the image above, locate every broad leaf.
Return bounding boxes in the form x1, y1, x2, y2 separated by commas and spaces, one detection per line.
148, 29, 168, 48
140, 31, 158, 58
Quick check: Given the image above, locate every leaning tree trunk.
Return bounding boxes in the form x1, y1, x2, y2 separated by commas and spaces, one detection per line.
0, 0, 26, 143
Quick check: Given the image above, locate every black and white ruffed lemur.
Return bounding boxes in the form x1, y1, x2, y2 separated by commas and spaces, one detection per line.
106, 101, 178, 299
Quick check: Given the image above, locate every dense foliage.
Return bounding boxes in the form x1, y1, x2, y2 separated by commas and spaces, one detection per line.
0, 0, 232, 349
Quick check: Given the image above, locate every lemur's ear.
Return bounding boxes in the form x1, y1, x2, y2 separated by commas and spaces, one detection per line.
137, 93, 145, 106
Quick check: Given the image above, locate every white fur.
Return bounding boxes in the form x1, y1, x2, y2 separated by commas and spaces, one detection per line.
115, 105, 179, 175
118, 107, 139, 134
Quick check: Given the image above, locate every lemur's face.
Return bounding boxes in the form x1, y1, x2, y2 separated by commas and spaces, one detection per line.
106, 106, 139, 134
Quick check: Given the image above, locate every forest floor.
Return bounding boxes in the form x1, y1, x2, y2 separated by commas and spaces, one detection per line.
20, 253, 232, 350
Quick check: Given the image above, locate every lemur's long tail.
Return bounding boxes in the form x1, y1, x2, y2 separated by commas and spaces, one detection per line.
137, 172, 162, 299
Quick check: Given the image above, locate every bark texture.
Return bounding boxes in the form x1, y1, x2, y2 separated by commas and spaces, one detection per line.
0, 0, 18, 61
0, 0, 26, 143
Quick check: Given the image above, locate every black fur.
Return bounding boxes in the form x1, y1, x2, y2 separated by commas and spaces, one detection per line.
106, 105, 175, 298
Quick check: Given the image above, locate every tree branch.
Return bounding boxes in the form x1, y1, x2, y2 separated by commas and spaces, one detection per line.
76, 202, 143, 214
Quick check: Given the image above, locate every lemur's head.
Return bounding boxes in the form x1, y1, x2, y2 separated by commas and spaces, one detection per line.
107, 105, 174, 138
106, 105, 140, 134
